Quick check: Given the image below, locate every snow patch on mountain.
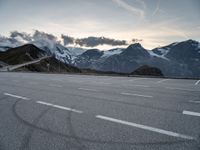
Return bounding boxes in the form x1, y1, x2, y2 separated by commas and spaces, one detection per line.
67, 47, 87, 55
155, 48, 170, 56
148, 50, 169, 61
30, 39, 59, 54
171, 42, 178, 46
102, 48, 124, 57
197, 42, 200, 49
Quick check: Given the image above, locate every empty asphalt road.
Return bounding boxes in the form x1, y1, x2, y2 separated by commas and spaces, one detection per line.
0, 72, 200, 150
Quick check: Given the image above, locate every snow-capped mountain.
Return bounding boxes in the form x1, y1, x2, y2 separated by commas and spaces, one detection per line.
30, 39, 78, 64
101, 48, 124, 58
0, 35, 86, 64
0, 36, 200, 77
67, 47, 87, 55
72, 40, 200, 77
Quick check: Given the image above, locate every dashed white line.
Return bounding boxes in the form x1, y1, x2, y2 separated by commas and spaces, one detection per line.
4, 93, 30, 100
188, 100, 200, 104
129, 78, 142, 82
121, 92, 153, 98
128, 84, 150, 88
78, 88, 98, 92
157, 79, 170, 83
49, 84, 63, 88
183, 110, 200, 117
165, 87, 197, 92
36, 101, 83, 113
93, 81, 111, 85
51, 79, 62, 82
195, 80, 200, 85
96, 115, 195, 140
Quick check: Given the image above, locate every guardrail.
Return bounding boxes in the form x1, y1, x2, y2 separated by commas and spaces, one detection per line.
0, 56, 51, 72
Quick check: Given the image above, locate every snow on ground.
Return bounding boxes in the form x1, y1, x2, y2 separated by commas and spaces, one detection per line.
67, 47, 87, 55
101, 48, 123, 57
171, 42, 178, 46
31, 39, 58, 53
198, 42, 200, 49
155, 48, 170, 56
148, 50, 169, 61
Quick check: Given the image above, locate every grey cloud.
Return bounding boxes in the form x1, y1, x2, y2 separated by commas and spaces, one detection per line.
80, 36, 127, 47
8, 30, 135, 48
0, 35, 23, 48
61, 34, 74, 45
132, 38, 143, 43
10, 30, 59, 43
33, 30, 57, 42
10, 31, 32, 41
74, 36, 128, 47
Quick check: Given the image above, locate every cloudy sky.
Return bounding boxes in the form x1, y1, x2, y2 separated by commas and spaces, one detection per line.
0, 0, 200, 49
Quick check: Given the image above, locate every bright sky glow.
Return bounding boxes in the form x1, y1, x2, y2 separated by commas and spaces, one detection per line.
0, 0, 200, 49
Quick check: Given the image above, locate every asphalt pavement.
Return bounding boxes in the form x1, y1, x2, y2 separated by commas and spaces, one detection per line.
0, 72, 200, 150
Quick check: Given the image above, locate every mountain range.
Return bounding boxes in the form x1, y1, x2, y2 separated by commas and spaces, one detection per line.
0, 36, 199, 78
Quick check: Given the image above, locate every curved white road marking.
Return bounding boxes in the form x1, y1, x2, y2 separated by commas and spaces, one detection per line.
96, 115, 195, 140
183, 110, 200, 117
36, 101, 83, 113
4, 93, 30, 100
195, 80, 200, 85
157, 79, 170, 83
121, 92, 153, 98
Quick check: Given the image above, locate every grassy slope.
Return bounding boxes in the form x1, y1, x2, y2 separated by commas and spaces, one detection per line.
0, 44, 46, 65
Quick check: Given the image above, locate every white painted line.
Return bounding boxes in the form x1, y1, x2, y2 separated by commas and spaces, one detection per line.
157, 79, 170, 83
121, 92, 153, 98
128, 84, 150, 88
78, 88, 98, 92
195, 80, 200, 85
166, 87, 196, 92
188, 100, 200, 104
129, 78, 142, 82
51, 79, 62, 82
36, 101, 83, 113
93, 81, 111, 85
4, 93, 30, 100
183, 110, 200, 117
49, 84, 63, 88
96, 115, 195, 140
